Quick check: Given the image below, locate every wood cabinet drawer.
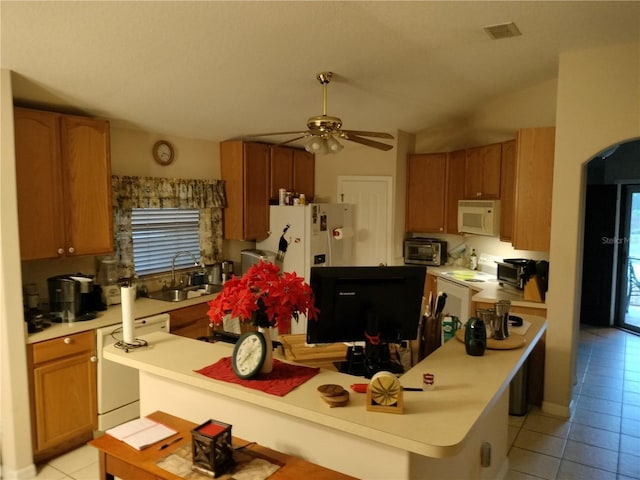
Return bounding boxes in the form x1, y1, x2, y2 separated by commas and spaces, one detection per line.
170, 303, 211, 339
32, 330, 94, 365
170, 303, 209, 328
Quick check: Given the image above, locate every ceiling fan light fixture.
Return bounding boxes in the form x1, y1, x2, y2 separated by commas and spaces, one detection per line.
305, 134, 343, 155
305, 136, 324, 153
325, 135, 344, 153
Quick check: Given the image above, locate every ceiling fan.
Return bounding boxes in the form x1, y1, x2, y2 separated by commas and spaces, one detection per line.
246, 72, 394, 154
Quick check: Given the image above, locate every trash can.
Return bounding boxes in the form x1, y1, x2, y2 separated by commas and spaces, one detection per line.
509, 360, 528, 415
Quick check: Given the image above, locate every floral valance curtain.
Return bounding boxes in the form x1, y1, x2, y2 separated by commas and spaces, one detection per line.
112, 176, 226, 278
112, 176, 226, 210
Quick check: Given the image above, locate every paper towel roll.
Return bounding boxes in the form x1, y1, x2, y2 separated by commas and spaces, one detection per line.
332, 227, 353, 240
121, 286, 136, 344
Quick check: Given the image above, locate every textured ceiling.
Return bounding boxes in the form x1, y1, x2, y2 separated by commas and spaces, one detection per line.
2, 1, 639, 146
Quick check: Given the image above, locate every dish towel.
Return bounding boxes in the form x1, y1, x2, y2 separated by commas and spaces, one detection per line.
195, 357, 319, 397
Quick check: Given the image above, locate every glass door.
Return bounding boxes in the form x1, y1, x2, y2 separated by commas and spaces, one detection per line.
617, 185, 640, 333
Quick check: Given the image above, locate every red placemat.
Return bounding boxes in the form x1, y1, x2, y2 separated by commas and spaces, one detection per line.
195, 357, 319, 397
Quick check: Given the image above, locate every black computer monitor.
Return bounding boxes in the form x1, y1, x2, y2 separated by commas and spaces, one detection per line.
307, 265, 426, 377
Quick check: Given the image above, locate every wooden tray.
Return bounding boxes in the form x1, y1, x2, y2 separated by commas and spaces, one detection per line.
278, 334, 348, 367
454, 329, 526, 350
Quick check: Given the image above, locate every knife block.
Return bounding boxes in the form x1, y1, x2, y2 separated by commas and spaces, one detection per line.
523, 275, 544, 302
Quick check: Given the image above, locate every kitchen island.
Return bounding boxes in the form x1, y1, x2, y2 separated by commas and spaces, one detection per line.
103, 314, 546, 480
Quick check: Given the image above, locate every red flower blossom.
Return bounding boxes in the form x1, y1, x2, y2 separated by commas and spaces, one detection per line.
207, 260, 318, 332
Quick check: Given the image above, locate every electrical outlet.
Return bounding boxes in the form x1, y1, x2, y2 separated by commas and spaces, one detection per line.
480, 441, 491, 467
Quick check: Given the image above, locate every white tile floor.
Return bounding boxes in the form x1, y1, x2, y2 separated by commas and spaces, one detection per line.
35, 325, 640, 480
506, 325, 640, 480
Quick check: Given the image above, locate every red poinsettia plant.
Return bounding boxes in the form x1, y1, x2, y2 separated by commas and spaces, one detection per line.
207, 260, 318, 332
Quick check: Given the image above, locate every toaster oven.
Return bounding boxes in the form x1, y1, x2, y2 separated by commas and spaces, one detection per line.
404, 239, 447, 266
496, 258, 534, 290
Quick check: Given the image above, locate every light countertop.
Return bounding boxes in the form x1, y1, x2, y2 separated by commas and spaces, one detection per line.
427, 265, 547, 310
26, 293, 217, 344
103, 314, 546, 459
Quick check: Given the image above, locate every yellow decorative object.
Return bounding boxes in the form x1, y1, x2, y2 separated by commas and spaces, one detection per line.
366, 371, 403, 414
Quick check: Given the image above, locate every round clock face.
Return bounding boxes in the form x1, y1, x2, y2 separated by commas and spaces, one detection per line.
231, 331, 267, 379
369, 371, 401, 406
153, 140, 175, 165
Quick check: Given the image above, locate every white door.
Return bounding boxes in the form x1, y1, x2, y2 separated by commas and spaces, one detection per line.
337, 176, 392, 266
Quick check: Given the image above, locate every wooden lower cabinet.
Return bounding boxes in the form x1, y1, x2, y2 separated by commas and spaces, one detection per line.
169, 303, 212, 339
28, 330, 97, 462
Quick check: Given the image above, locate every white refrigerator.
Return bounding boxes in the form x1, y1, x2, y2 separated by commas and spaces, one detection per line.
257, 203, 354, 334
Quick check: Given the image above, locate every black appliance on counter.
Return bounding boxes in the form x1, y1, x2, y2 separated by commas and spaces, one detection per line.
496, 259, 549, 298
47, 274, 105, 322
496, 259, 534, 290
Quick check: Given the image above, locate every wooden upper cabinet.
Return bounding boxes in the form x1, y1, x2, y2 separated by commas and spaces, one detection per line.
499, 140, 516, 242
269, 146, 293, 201
60, 115, 113, 256
268, 146, 315, 203
406, 153, 446, 233
292, 149, 315, 201
14, 107, 113, 260
221, 141, 270, 240
445, 150, 466, 234
463, 143, 502, 199
512, 127, 555, 252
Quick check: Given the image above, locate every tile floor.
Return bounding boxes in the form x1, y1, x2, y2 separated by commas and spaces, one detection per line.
34, 325, 639, 480
506, 325, 640, 480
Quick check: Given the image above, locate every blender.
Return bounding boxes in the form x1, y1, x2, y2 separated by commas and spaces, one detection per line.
98, 257, 121, 305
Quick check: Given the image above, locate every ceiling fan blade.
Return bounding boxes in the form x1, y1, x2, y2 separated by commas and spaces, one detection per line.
342, 133, 394, 151
243, 130, 309, 138
341, 129, 394, 140
277, 135, 310, 146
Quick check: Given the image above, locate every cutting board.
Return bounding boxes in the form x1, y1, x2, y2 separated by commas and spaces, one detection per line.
278, 334, 348, 367
455, 329, 526, 350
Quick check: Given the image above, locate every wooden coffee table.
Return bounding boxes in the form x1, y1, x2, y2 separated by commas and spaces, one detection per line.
89, 411, 357, 480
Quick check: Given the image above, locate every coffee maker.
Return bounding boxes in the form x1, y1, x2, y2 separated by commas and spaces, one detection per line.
47, 274, 103, 322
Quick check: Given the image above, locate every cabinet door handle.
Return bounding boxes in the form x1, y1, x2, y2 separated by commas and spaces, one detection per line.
90, 356, 97, 363
68, 247, 75, 254
63, 337, 72, 345
57, 248, 64, 255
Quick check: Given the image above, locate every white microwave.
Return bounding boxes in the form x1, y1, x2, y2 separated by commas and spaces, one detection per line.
457, 200, 501, 236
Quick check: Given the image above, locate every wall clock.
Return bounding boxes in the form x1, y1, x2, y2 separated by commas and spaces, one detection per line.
153, 140, 175, 165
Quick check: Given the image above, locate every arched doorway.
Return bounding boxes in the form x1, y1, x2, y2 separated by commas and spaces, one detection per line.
581, 139, 640, 333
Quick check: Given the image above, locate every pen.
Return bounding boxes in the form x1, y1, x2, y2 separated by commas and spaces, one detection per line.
159, 436, 183, 450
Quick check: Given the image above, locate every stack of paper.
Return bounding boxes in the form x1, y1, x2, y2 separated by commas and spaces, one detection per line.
106, 417, 177, 450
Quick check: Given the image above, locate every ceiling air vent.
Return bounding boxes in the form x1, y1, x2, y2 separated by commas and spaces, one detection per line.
483, 22, 522, 40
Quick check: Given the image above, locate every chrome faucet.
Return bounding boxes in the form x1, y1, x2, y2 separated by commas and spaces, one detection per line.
171, 251, 200, 288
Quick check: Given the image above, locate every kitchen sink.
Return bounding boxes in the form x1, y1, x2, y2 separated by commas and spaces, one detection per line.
146, 284, 222, 302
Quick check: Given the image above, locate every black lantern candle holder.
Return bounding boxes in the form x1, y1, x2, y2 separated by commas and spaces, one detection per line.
191, 419, 234, 477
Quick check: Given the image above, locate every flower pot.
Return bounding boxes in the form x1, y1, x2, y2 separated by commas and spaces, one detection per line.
258, 327, 273, 374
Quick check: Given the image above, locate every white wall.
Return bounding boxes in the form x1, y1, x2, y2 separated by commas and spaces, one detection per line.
415, 79, 558, 152
0, 69, 37, 479
546, 42, 640, 416
109, 126, 220, 179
